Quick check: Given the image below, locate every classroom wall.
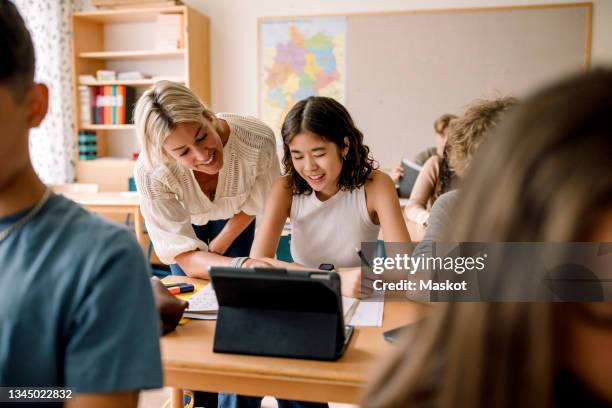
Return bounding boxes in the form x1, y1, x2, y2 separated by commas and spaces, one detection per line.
183, 0, 612, 126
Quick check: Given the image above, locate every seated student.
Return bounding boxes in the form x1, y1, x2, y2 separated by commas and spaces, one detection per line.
412, 97, 517, 255
251, 96, 411, 298
0, 2, 162, 407
390, 113, 457, 183
404, 99, 516, 227
362, 70, 612, 407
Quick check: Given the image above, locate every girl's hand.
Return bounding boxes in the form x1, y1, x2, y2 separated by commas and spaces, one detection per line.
390, 165, 404, 183
339, 267, 374, 299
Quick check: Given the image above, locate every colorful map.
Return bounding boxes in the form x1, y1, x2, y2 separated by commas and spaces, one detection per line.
260, 17, 346, 136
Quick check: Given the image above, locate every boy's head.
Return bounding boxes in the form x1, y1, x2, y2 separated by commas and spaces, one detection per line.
0, 0, 48, 189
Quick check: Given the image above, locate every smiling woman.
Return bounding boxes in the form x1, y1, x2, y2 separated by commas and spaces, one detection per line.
133, 81, 279, 278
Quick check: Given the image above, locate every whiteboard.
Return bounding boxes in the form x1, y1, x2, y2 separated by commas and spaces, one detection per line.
344, 4, 591, 165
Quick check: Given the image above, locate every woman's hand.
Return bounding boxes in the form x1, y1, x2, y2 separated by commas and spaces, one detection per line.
243, 258, 275, 268
208, 236, 230, 255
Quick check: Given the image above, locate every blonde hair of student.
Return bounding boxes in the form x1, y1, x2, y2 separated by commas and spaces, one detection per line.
362, 70, 612, 408
134, 80, 215, 167
446, 96, 517, 175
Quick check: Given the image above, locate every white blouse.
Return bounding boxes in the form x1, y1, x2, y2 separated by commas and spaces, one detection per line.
134, 113, 280, 264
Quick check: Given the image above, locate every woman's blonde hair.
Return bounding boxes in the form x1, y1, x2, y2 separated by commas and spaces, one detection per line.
134, 80, 215, 166
447, 97, 517, 174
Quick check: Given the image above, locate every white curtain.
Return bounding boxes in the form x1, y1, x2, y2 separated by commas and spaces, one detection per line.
14, 0, 87, 184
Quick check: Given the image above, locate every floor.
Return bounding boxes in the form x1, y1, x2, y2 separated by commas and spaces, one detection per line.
138, 388, 358, 408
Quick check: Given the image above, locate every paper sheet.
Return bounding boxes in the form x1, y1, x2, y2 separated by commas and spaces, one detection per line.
348, 299, 384, 327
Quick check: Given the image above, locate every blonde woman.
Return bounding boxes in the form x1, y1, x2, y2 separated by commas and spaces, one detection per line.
134, 81, 277, 279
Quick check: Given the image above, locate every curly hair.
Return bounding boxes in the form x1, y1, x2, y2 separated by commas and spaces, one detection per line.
281, 96, 377, 195
447, 97, 518, 175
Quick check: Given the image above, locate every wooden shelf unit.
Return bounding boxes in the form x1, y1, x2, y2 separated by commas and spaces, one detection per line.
78, 49, 185, 60
79, 77, 185, 86
71, 5, 210, 191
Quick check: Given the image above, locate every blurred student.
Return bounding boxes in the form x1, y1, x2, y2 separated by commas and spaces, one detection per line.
390, 113, 457, 183
413, 97, 517, 254
362, 70, 612, 407
403, 100, 514, 227
402, 114, 459, 227
0, 2, 162, 407
251, 96, 411, 299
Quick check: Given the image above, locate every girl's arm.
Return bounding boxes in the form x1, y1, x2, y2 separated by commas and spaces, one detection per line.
208, 211, 255, 255
404, 156, 440, 226
250, 177, 293, 262
367, 170, 412, 243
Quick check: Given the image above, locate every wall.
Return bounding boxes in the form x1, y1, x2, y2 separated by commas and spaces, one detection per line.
183, 0, 611, 118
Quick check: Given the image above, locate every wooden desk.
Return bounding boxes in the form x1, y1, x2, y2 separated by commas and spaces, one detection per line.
61, 191, 146, 248
162, 276, 429, 406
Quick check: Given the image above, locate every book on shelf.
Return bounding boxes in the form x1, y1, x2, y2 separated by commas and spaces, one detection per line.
96, 70, 116, 81
78, 131, 97, 160
80, 85, 136, 125
117, 71, 148, 81
78, 86, 92, 125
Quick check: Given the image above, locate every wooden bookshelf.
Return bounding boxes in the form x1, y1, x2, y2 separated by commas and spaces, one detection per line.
71, 5, 210, 191
79, 77, 185, 86
79, 49, 185, 60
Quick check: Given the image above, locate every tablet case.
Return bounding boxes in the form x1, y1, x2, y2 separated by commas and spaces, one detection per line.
209, 267, 350, 361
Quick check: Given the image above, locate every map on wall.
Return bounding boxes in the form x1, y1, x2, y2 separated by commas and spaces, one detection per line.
259, 17, 346, 136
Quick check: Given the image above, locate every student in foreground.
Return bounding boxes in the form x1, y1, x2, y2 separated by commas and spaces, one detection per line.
251, 96, 412, 298
0, 2, 162, 406
361, 70, 612, 407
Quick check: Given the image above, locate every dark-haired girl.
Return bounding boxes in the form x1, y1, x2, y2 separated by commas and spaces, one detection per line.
251, 96, 411, 298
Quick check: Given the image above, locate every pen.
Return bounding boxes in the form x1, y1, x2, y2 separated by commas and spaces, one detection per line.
168, 284, 195, 295
355, 248, 372, 268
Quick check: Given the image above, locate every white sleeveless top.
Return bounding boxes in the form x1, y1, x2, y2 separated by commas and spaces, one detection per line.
290, 186, 380, 268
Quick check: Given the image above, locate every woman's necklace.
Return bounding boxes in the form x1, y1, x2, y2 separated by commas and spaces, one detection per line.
0, 188, 52, 244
